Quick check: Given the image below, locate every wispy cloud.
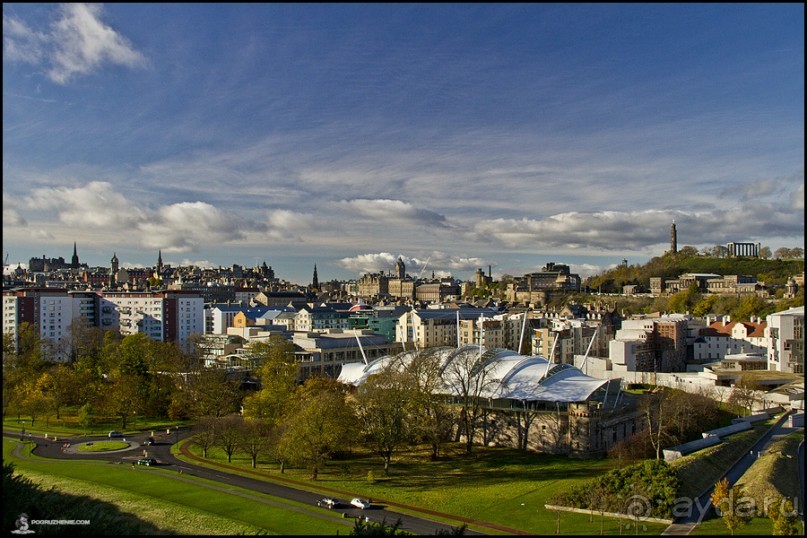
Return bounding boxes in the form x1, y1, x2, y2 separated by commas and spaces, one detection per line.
338, 199, 451, 228
3, 3, 147, 84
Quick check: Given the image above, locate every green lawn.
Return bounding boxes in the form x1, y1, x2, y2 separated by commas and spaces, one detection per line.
182, 441, 668, 535
692, 515, 777, 535
76, 441, 130, 452
4, 438, 349, 535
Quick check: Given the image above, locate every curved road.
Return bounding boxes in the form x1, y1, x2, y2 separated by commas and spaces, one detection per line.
5, 427, 521, 535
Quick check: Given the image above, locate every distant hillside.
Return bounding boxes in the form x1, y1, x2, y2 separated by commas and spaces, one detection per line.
584, 252, 804, 293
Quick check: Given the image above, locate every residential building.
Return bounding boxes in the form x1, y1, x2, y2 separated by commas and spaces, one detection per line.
766, 306, 804, 374
691, 316, 767, 362
292, 329, 402, 379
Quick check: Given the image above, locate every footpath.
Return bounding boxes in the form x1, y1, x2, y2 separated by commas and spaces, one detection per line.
661, 410, 800, 535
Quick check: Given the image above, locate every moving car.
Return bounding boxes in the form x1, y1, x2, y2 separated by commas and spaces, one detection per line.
108, 431, 123, 438
142, 437, 156, 446
350, 498, 371, 509
317, 497, 339, 509
137, 457, 156, 466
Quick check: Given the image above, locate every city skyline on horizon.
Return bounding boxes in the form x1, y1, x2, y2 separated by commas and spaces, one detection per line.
4, 4, 804, 285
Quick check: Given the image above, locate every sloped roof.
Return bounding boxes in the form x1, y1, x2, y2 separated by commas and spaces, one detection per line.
337, 347, 610, 403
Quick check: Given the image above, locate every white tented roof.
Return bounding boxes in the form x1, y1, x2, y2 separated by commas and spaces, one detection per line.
337, 347, 610, 403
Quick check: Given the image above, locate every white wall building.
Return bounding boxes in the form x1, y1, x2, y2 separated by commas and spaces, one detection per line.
766, 306, 804, 374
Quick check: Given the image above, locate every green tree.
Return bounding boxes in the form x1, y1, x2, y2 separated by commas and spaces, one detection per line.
277, 377, 355, 480
353, 365, 413, 474
241, 336, 298, 423
213, 415, 243, 463
238, 418, 272, 468
406, 349, 456, 460
768, 497, 799, 535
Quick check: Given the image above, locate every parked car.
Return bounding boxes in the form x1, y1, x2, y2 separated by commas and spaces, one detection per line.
108, 431, 123, 438
137, 457, 156, 466
350, 498, 371, 509
317, 497, 339, 509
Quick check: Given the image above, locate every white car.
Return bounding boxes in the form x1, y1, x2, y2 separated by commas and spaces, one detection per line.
350, 498, 371, 509
317, 497, 339, 509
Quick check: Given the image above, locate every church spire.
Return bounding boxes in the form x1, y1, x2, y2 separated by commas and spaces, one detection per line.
71, 241, 79, 268
312, 264, 319, 290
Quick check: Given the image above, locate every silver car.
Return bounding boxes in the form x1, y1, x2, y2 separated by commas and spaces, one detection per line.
350, 498, 371, 509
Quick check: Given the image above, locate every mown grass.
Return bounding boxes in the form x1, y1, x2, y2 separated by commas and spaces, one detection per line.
183, 440, 669, 535
76, 441, 129, 452
3, 412, 188, 438
4, 438, 349, 535
692, 515, 778, 535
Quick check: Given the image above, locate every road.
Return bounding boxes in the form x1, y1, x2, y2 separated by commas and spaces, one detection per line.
6, 427, 503, 535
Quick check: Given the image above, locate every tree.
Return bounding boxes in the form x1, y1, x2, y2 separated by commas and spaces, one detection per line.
238, 418, 272, 469
241, 336, 298, 423
213, 416, 243, 463
405, 349, 455, 460
353, 365, 413, 474
728, 376, 762, 417
186, 369, 242, 418
768, 497, 799, 535
194, 417, 217, 458
441, 346, 497, 454
774, 248, 792, 260
711, 478, 753, 535
641, 389, 670, 460
277, 378, 355, 480
759, 246, 772, 259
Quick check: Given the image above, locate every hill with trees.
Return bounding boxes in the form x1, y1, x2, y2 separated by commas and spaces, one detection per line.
584, 248, 804, 294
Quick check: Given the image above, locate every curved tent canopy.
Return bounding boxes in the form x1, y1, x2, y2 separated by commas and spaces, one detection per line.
338, 347, 611, 404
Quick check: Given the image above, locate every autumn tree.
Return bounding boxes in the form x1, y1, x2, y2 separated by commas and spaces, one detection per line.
711, 478, 753, 535
241, 336, 298, 423
277, 377, 355, 480
213, 415, 243, 463
238, 418, 272, 469
353, 364, 413, 474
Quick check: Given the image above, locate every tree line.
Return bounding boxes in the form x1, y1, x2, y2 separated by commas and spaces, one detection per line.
3, 325, 508, 477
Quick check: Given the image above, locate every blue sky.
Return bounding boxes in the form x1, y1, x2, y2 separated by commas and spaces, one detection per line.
3, 3, 804, 285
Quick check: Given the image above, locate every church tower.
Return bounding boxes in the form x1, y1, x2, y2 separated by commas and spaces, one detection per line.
156, 249, 163, 277
71, 242, 80, 268
109, 252, 119, 287
396, 257, 405, 279
312, 264, 319, 290
670, 221, 678, 255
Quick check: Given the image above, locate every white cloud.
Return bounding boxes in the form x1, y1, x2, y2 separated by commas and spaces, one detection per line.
137, 202, 250, 253
25, 181, 145, 228
3, 194, 28, 226
336, 251, 491, 277
2, 14, 48, 64
4, 4, 146, 84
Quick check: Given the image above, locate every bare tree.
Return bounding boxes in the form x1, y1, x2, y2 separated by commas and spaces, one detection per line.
214, 415, 243, 463
405, 349, 455, 460
441, 346, 497, 454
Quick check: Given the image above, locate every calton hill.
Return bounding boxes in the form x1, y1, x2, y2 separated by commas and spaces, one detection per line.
3, 248, 804, 536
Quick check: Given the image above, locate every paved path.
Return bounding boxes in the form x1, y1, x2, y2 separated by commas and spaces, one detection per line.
662, 410, 802, 535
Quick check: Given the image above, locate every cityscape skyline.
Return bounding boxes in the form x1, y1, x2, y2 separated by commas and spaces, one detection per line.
3, 3, 804, 285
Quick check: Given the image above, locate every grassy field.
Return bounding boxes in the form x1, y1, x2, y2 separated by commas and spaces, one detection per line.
182, 440, 669, 535
3, 413, 188, 438
692, 515, 778, 535
4, 438, 350, 535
